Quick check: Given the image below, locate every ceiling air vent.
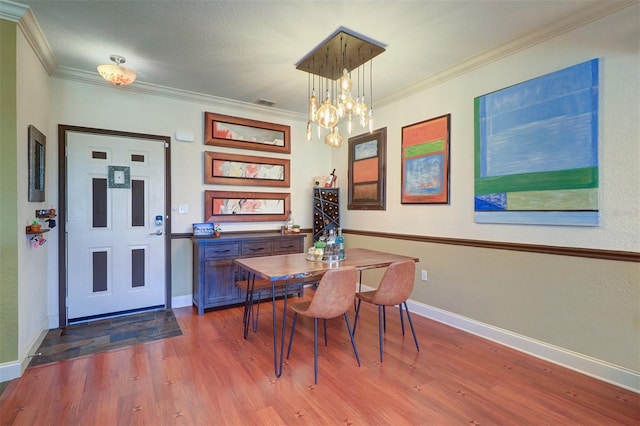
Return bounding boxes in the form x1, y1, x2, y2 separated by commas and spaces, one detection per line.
256, 98, 276, 107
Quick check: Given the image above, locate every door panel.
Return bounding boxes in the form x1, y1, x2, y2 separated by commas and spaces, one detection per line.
66, 133, 166, 320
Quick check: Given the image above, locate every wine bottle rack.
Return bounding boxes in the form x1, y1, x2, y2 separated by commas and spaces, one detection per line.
313, 187, 340, 241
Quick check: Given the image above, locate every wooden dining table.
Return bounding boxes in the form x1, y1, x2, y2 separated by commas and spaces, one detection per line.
234, 248, 419, 378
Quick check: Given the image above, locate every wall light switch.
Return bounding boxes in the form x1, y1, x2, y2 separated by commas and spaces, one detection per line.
421, 269, 428, 281
178, 204, 189, 214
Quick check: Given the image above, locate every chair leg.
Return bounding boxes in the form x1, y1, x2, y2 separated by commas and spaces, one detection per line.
286, 312, 298, 359
323, 319, 328, 346
383, 305, 387, 333
353, 298, 362, 335
343, 313, 361, 367
313, 317, 319, 384
403, 302, 420, 352
399, 303, 405, 336
378, 305, 384, 362
353, 270, 363, 311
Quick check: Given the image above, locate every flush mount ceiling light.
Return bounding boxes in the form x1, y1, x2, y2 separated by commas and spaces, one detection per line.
97, 55, 137, 86
296, 27, 385, 148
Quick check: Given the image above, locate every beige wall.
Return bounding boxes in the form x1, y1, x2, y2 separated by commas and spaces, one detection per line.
16, 16, 52, 365
331, 5, 639, 375
347, 234, 639, 372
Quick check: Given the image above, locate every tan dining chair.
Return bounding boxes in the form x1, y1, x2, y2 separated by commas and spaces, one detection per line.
286, 266, 360, 384
353, 259, 420, 362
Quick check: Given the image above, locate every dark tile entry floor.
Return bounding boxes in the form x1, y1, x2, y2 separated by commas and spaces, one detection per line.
28, 309, 182, 367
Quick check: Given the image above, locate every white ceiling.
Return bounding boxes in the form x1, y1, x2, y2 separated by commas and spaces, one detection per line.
14, 0, 632, 116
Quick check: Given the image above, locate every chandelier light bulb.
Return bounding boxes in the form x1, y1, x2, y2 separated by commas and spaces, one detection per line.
339, 68, 352, 93
306, 121, 313, 141
309, 91, 319, 122
324, 127, 343, 148
316, 95, 339, 129
360, 103, 368, 127
343, 94, 356, 113
353, 96, 362, 116
359, 95, 368, 117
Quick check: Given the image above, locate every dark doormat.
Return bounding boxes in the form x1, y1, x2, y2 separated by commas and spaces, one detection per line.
28, 309, 182, 367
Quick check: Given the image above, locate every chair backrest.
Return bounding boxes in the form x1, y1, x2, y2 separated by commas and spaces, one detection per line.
303, 266, 357, 319
369, 260, 416, 306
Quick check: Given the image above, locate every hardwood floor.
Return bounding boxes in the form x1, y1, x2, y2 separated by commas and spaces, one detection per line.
1, 287, 638, 425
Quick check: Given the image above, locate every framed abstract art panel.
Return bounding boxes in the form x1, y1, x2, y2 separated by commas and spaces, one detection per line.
204, 151, 290, 187
401, 114, 450, 204
474, 59, 599, 226
347, 128, 386, 210
204, 190, 290, 223
204, 112, 290, 154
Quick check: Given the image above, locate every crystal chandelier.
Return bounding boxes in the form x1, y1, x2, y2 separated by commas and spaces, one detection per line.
97, 55, 137, 86
296, 28, 385, 148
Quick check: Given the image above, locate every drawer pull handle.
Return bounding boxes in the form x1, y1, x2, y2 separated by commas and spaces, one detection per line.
249, 247, 265, 251
280, 245, 294, 248
214, 249, 231, 253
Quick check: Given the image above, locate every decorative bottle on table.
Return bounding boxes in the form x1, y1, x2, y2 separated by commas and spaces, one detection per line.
336, 228, 345, 260
287, 211, 294, 232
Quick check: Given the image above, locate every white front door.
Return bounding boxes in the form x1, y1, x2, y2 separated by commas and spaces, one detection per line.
66, 132, 167, 321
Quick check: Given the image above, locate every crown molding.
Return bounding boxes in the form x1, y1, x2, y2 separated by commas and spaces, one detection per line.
0, 0, 27, 22
17, 7, 57, 75
377, 0, 638, 108
52, 66, 306, 122
0, 0, 57, 75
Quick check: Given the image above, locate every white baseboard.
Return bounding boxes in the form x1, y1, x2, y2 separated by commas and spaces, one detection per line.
405, 298, 639, 393
0, 360, 22, 383
172, 294, 192, 309
0, 320, 48, 383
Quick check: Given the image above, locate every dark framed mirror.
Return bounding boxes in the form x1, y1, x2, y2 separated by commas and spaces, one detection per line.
28, 124, 46, 202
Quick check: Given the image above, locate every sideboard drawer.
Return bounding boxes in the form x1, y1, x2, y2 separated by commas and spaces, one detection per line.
204, 243, 240, 259
273, 238, 303, 254
241, 241, 273, 257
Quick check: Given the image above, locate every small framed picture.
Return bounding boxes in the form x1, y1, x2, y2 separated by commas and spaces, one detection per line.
192, 223, 215, 237
108, 165, 131, 189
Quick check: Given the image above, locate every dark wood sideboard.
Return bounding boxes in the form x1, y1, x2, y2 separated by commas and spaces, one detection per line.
191, 232, 307, 315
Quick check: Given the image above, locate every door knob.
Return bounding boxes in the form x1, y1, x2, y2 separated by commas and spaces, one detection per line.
149, 230, 164, 236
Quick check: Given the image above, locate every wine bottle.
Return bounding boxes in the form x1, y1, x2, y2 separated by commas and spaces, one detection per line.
336, 228, 345, 260
325, 169, 336, 187
287, 210, 294, 231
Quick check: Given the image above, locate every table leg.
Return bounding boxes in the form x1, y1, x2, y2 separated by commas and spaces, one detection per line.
272, 279, 289, 378
242, 273, 256, 339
